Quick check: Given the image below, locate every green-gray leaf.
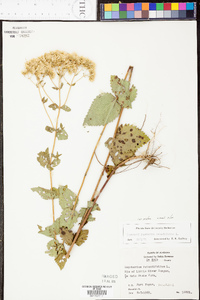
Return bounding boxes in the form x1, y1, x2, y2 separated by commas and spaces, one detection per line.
45, 239, 66, 258
56, 123, 68, 140
37, 148, 54, 171
58, 185, 77, 210
61, 105, 71, 112
110, 75, 130, 97
83, 93, 121, 126
31, 187, 58, 200
39, 215, 67, 238
51, 152, 61, 168
61, 209, 79, 230
105, 124, 150, 165
110, 76, 137, 109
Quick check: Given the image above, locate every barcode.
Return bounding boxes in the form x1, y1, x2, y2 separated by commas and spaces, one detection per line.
87, 290, 107, 296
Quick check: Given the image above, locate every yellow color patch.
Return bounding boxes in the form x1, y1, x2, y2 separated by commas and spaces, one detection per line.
171, 3, 179, 10
104, 4, 112, 11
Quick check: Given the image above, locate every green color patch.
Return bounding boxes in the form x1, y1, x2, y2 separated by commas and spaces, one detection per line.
119, 11, 127, 19
156, 3, 164, 10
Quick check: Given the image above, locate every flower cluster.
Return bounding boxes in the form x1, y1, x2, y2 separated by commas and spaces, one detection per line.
22, 50, 95, 81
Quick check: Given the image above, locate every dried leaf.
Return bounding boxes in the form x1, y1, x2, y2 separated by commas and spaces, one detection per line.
60, 227, 74, 245
39, 215, 67, 238
41, 97, 48, 104
52, 86, 59, 90
76, 230, 89, 246
110, 76, 137, 108
45, 239, 66, 258
58, 185, 77, 210
110, 75, 130, 97
32, 186, 58, 200
55, 253, 67, 270
45, 126, 55, 133
51, 152, 61, 168
61, 105, 71, 112
62, 209, 79, 230
37, 148, 54, 171
87, 201, 100, 211
105, 124, 150, 165
56, 123, 68, 140
83, 93, 121, 126
49, 103, 59, 110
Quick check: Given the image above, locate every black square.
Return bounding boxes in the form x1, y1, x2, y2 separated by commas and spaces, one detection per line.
186, 10, 194, 18
179, 10, 186, 19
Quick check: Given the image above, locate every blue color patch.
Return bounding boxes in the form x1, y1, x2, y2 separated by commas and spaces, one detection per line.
186, 2, 194, 10
149, 3, 156, 10
134, 3, 142, 10
127, 11, 134, 18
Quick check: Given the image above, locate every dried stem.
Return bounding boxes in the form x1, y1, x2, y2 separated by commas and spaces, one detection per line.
72, 124, 107, 210
37, 87, 54, 129
65, 66, 134, 260
41, 85, 55, 104
65, 148, 143, 260
89, 66, 133, 201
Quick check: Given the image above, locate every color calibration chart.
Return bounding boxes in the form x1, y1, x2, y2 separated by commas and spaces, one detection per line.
100, 2, 196, 20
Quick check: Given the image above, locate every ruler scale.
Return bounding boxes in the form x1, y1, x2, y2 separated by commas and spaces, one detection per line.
0, 0, 97, 20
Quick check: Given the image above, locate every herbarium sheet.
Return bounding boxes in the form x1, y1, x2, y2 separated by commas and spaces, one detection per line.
3, 21, 198, 299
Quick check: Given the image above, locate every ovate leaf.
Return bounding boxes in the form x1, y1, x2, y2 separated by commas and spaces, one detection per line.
37, 148, 54, 171
45, 126, 55, 133
31, 186, 58, 200
76, 230, 89, 246
49, 103, 59, 110
83, 93, 121, 126
61, 105, 71, 112
56, 123, 68, 140
60, 227, 74, 245
105, 124, 150, 165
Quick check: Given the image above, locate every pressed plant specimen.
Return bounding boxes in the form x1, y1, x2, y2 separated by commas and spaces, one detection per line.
22, 50, 96, 268
23, 57, 162, 269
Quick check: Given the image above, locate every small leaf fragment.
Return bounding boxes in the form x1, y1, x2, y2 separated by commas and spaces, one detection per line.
60, 227, 74, 245
41, 97, 48, 104
37, 148, 53, 171
51, 152, 61, 168
31, 186, 58, 200
56, 123, 68, 140
76, 230, 89, 246
52, 86, 59, 90
49, 103, 59, 110
61, 105, 71, 112
83, 93, 121, 126
45, 126, 55, 133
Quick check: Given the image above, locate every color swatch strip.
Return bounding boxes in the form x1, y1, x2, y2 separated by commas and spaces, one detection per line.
101, 3, 196, 20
